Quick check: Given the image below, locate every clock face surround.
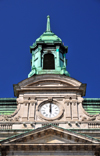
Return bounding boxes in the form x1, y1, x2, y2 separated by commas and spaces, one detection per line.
38, 101, 64, 121
40, 103, 59, 118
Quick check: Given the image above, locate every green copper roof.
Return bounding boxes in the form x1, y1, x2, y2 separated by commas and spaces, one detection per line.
0, 98, 17, 115
33, 15, 62, 45
83, 98, 100, 115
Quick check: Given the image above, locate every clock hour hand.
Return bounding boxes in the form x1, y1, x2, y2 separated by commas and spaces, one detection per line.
49, 103, 51, 113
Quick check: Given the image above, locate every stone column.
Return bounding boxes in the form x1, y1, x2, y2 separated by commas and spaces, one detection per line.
22, 102, 28, 121
29, 101, 36, 120
65, 101, 72, 120
77, 96, 84, 120
72, 100, 78, 120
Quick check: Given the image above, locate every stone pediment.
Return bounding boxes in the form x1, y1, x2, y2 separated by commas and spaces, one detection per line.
22, 134, 82, 144
16, 75, 82, 88
25, 80, 72, 88
13, 74, 86, 97
1, 125, 99, 144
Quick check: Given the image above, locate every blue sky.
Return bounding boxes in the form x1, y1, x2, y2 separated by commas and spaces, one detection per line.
0, 0, 100, 98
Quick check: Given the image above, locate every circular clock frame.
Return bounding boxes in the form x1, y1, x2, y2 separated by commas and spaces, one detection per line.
38, 100, 64, 121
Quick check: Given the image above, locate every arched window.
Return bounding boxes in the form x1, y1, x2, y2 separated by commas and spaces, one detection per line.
43, 53, 55, 69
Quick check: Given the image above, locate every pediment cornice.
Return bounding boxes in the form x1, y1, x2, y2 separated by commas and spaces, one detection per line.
0, 125, 99, 145
13, 74, 86, 97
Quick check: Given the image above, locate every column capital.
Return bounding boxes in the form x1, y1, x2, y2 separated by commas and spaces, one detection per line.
38, 45, 42, 51
56, 46, 60, 50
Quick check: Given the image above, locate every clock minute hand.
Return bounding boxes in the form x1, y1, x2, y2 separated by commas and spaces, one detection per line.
49, 103, 51, 113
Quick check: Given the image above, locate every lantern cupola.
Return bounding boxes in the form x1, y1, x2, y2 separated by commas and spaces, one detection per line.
28, 15, 70, 78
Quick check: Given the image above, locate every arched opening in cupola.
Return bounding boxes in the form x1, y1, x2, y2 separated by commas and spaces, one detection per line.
43, 53, 55, 69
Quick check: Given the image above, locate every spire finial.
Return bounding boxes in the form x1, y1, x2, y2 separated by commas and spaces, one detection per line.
46, 15, 51, 32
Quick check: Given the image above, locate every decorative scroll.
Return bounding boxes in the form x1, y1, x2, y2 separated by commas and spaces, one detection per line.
0, 104, 21, 122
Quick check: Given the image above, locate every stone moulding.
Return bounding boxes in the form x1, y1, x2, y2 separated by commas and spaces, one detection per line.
0, 144, 100, 151
0, 125, 100, 143
13, 74, 86, 97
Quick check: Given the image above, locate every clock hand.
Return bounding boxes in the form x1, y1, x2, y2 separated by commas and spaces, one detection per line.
51, 103, 52, 114
49, 103, 51, 114
50, 103, 51, 113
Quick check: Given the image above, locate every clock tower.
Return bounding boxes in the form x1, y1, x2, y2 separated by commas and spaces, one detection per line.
0, 16, 100, 156
12, 16, 87, 129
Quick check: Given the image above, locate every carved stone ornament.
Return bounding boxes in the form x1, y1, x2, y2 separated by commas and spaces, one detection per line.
0, 115, 21, 122
96, 115, 100, 120
81, 104, 98, 121
0, 104, 21, 122
87, 116, 96, 121
81, 114, 100, 122
81, 116, 96, 121
81, 116, 87, 121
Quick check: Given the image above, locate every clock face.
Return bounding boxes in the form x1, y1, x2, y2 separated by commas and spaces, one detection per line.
40, 103, 59, 118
